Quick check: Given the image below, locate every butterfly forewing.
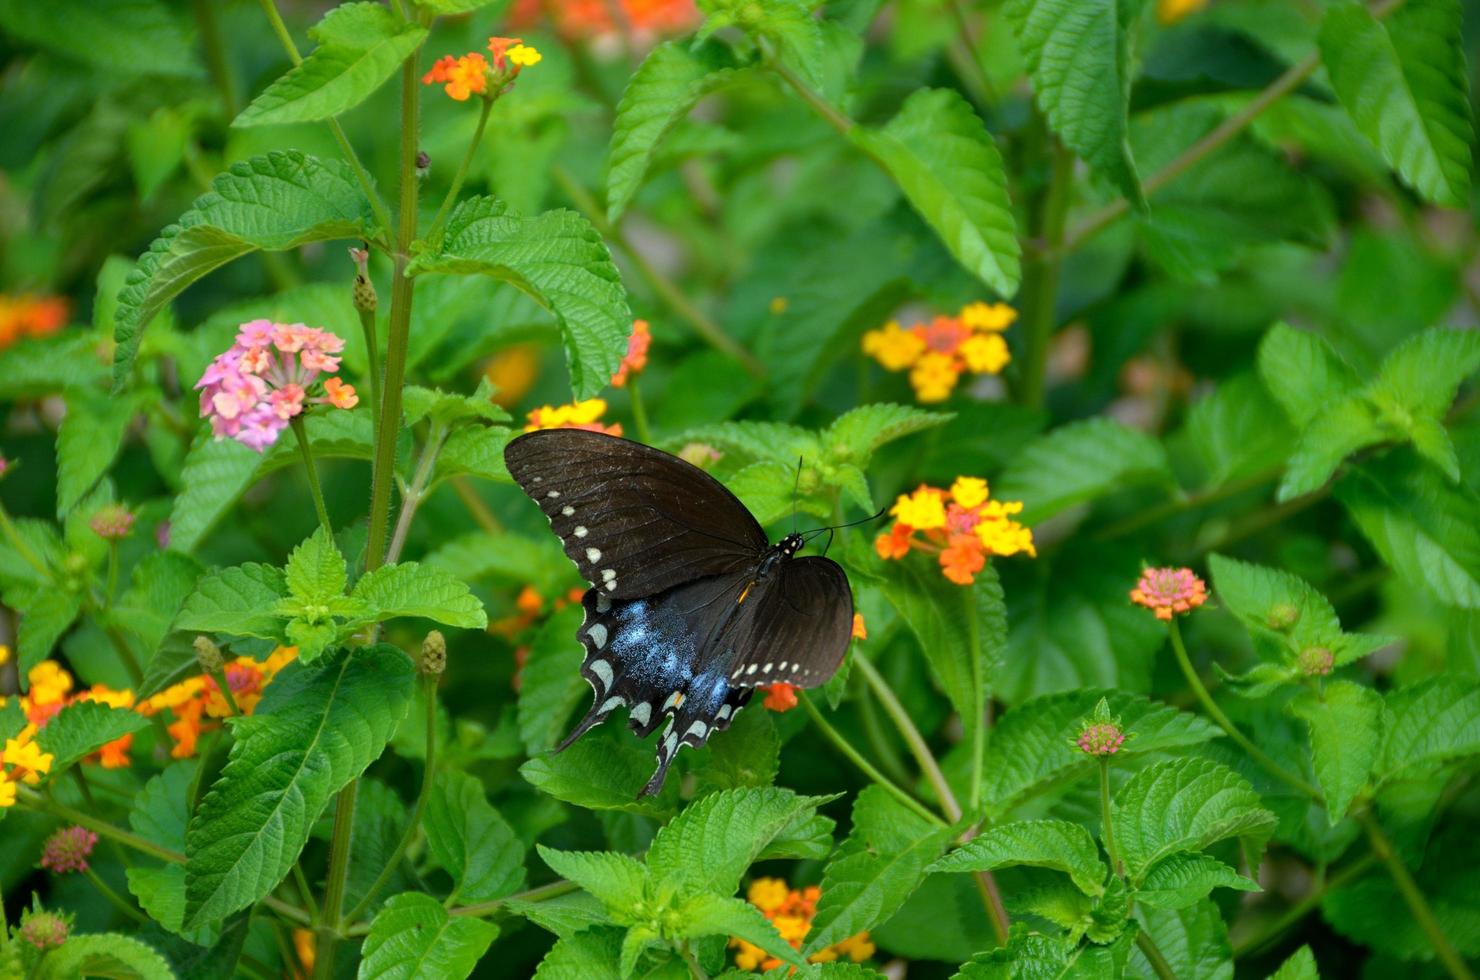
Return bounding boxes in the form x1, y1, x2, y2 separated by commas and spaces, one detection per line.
504, 428, 768, 601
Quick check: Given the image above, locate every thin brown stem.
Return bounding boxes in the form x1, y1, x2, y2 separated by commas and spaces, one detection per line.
1360, 812, 1476, 980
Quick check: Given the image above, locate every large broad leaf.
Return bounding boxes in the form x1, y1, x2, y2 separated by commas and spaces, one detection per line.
0, 0, 198, 77
516, 606, 587, 754
1278, 395, 1386, 501
1003, 0, 1144, 204
983, 690, 1221, 818
1289, 681, 1383, 825
1376, 677, 1480, 785
184, 645, 414, 927
606, 40, 753, 221
1111, 759, 1277, 886
358, 892, 498, 980
33, 933, 175, 980
1268, 946, 1319, 980
851, 88, 1021, 297
673, 893, 810, 972
805, 787, 953, 954
995, 417, 1172, 524
1319, 0, 1472, 208
1257, 322, 1360, 428
824, 404, 954, 465
113, 150, 377, 386
406, 197, 629, 399
350, 562, 487, 629
56, 387, 142, 517
519, 728, 677, 816
1336, 452, 1480, 609
1135, 852, 1260, 910
646, 787, 829, 896
34, 700, 149, 771
1131, 899, 1234, 980
423, 771, 526, 904
930, 819, 1107, 897
16, 590, 84, 675
535, 847, 650, 914
235, 2, 428, 127
175, 563, 289, 640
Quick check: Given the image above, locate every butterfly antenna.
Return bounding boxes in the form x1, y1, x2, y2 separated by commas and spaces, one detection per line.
801, 504, 890, 545
792, 456, 803, 536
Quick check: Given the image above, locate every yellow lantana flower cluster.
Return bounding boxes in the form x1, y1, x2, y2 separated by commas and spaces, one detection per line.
876, 476, 1036, 585
140, 646, 298, 758
730, 877, 875, 972
862, 301, 1015, 402
524, 398, 623, 436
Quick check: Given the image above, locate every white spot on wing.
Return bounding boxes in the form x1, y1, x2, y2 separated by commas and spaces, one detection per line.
596, 594, 611, 613
745, 664, 758, 676
662, 731, 677, 757
574, 525, 588, 538
601, 568, 616, 582
630, 702, 652, 726
762, 663, 773, 673
586, 547, 602, 564
605, 581, 617, 592
599, 695, 623, 713
562, 505, 574, 517
685, 720, 708, 741
587, 623, 608, 649
589, 658, 614, 692
662, 691, 683, 710
717, 704, 733, 721
546, 490, 560, 499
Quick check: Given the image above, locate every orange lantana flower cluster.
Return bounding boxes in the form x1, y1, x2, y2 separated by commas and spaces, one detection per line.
491, 584, 586, 691
0, 661, 134, 778
731, 878, 875, 971
759, 614, 866, 712
422, 36, 541, 101
524, 398, 622, 436
0, 294, 68, 350
862, 302, 1016, 402
509, 0, 699, 41
611, 319, 651, 387
876, 477, 1035, 585
1129, 567, 1208, 620
139, 647, 298, 758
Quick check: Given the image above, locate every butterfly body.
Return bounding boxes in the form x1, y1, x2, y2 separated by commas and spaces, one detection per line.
504, 429, 854, 795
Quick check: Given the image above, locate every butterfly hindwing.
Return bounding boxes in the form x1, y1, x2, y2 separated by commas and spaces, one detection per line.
504, 429, 768, 601
724, 556, 855, 689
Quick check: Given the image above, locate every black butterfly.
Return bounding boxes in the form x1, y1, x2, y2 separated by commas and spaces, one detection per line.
504, 428, 855, 795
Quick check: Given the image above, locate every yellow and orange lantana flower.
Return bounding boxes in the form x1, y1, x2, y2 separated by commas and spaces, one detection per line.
862, 302, 1015, 403
422, 36, 542, 101
876, 477, 1035, 585
731, 878, 875, 971
509, 0, 699, 42
524, 398, 623, 436
611, 319, 651, 387
0, 294, 68, 351
139, 647, 299, 758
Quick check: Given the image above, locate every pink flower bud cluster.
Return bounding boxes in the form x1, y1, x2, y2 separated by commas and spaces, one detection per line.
39, 826, 97, 874
195, 320, 358, 453
1076, 722, 1126, 756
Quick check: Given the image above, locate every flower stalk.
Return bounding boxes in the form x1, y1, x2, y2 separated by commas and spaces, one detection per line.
290, 417, 332, 534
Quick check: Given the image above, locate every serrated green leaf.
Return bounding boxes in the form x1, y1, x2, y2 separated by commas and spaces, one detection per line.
537, 846, 650, 914
402, 380, 510, 428
184, 645, 414, 927
358, 892, 498, 980
1183, 373, 1295, 488
607, 40, 753, 222
675, 893, 809, 971
1377, 677, 1480, 784
520, 729, 677, 815
1131, 899, 1233, 980
1320, 0, 1472, 207
1279, 395, 1386, 501
529, 927, 631, 980
113, 151, 376, 386
517, 605, 587, 754
984, 690, 1222, 817
17, 590, 84, 675
425, 530, 575, 597
851, 88, 1020, 296
127, 864, 212, 945
285, 526, 348, 604
648, 788, 828, 896
35, 699, 149, 771
175, 563, 289, 639
0, 334, 108, 400
1268, 945, 1319, 980
114, 551, 205, 657
131, 759, 198, 853
674, 420, 821, 467
424, 770, 526, 904
1373, 326, 1480, 423
805, 787, 952, 954
236, 3, 427, 127
1135, 852, 1260, 910
432, 425, 514, 485
1258, 322, 1361, 428
1112, 758, 1276, 885
1290, 681, 1383, 824
34, 932, 176, 980
995, 417, 1171, 523
351, 561, 487, 629
407, 198, 629, 399
343, 778, 412, 916
1003, 0, 1144, 204
930, 819, 1107, 896
56, 387, 139, 517
823, 403, 953, 466
695, 700, 781, 793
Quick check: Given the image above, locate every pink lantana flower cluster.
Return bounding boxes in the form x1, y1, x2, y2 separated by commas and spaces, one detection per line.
196, 320, 359, 452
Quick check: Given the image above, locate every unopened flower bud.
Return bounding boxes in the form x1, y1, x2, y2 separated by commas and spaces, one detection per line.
416, 150, 431, 178
194, 635, 224, 674
420, 630, 446, 676
89, 503, 134, 541
349, 247, 377, 314
39, 826, 97, 874
1265, 602, 1300, 632
1073, 697, 1130, 756
1298, 646, 1334, 677
18, 907, 70, 950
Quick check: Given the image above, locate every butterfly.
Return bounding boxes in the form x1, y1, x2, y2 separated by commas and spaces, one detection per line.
504, 428, 856, 795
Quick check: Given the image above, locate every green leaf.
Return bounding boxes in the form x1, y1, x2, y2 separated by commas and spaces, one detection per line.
984, 690, 1222, 817
710, 0, 824, 87
1182, 374, 1295, 488
358, 892, 498, 980
235, 3, 428, 127
930, 819, 1107, 897
1111, 758, 1277, 885
34, 933, 175, 980
1003, 0, 1144, 204
674, 893, 809, 972
823, 404, 953, 466
520, 729, 676, 816
344, 778, 413, 916
425, 530, 574, 597
1320, 0, 1472, 207
402, 380, 510, 428
1336, 452, 1480, 609
175, 563, 289, 639
34, 700, 149, 771
284, 526, 348, 604
351, 562, 487, 629
0, 334, 108, 400
995, 417, 1172, 523
805, 787, 953, 954
1131, 899, 1233, 980
406, 198, 629, 399
517, 605, 587, 754
1268, 946, 1319, 980
56, 387, 139, 517
17, 590, 84, 675
184, 645, 414, 927
115, 551, 205, 658
1279, 395, 1386, 501
1258, 322, 1360, 428
128, 864, 210, 945
607, 40, 753, 222
113, 150, 376, 386
1135, 852, 1260, 910
1372, 326, 1480, 425
1289, 681, 1383, 824
424, 771, 526, 904
1377, 677, 1480, 785
131, 759, 198, 853
850, 88, 1021, 297
0, 0, 198, 77
536, 846, 650, 913
647, 788, 829, 896
529, 928, 632, 980
432, 426, 514, 485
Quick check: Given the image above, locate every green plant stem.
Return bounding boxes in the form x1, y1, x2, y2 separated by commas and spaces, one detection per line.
426, 96, 495, 244
434, 878, 581, 928
1099, 758, 1122, 877
763, 43, 853, 135
293, 863, 321, 923
84, 867, 151, 927
1166, 619, 1321, 798
365, 52, 423, 574
387, 424, 448, 564
346, 674, 439, 924
551, 166, 765, 377
262, 895, 315, 927
17, 786, 182, 865
798, 692, 945, 828
313, 781, 359, 979
253, 0, 394, 237
290, 417, 333, 534
1135, 930, 1179, 980
679, 942, 710, 980
965, 583, 986, 815
1091, 465, 1282, 543
102, 624, 146, 689
359, 305, 381, 449
852, 654, 1011, 944
451, 476, 502, 532
106, 540, 120, 607
628, 377, 652, 444
207, 666, 242, 716
192, 0, 239, 116
1359, 811, 1476, 980
944, 0, 995, 107
1018, 137, 1073, 407
1232, 853, 1376, 957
